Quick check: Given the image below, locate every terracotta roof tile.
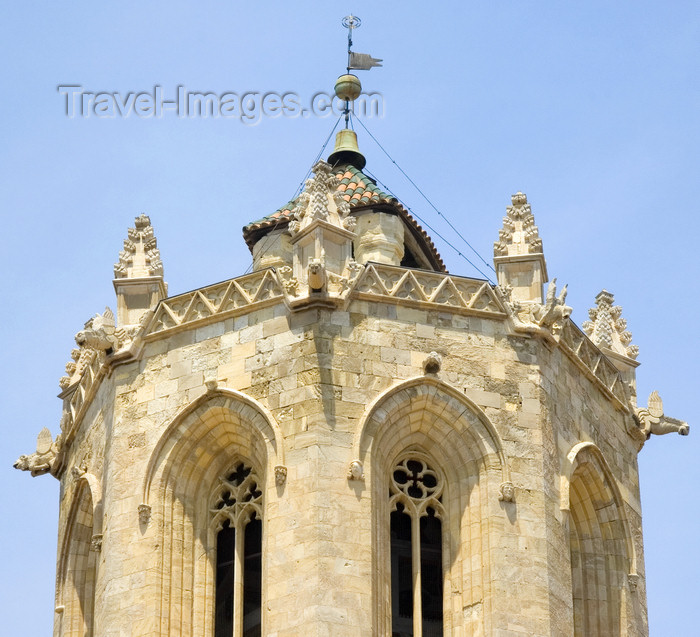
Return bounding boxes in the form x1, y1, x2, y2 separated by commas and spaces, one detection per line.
242, 163, 446, 272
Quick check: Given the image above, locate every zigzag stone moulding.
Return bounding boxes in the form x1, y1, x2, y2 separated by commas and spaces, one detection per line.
62, 349, 107, 438
145, 264, 507, 338
559, 319, 627, 407
350, 263, 507, 316
146, 269, 285, 336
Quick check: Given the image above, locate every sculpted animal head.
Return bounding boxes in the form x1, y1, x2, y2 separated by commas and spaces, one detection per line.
307, 258, 326, 292
75, 307, 118, 352
13, 455, 30, 471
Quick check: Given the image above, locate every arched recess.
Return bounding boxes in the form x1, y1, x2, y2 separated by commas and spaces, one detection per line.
142, 389, 283, 637
561, 443, 635, 637
56, 474, 102, 637
355, 377, 510, 636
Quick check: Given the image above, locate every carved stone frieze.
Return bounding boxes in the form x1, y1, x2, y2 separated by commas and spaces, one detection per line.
147, 269, 285, 335
559, 320, 628, 406
351, 263, 507, 316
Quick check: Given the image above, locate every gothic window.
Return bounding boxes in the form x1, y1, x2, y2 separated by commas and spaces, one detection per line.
211, 462, 263, 637
390, 455, 445, 637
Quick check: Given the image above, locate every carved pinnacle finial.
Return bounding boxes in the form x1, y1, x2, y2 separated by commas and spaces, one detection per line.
582, 290, 638, 360
288, 160, 353, 237
114, 214, 164, 280
494, 192, 543, 258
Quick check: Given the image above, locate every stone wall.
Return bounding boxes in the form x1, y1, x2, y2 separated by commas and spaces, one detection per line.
50, 275, 648, 635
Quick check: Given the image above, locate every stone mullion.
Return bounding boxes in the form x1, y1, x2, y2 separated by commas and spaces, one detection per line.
232, 513, 247, 637
411, 510, 423, 637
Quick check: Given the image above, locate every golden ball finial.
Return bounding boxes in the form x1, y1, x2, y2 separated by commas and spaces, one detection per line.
334, 74, 362, 102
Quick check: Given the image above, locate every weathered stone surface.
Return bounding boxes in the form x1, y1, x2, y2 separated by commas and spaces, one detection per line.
19, 186, 689, 637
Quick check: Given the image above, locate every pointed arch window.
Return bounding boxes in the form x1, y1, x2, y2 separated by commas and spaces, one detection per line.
390, 455, 444, 637
211, 462, 263, 637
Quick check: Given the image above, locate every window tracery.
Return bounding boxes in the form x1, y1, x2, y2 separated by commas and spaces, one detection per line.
389, 454, 444, 637
211, 462, 263, 637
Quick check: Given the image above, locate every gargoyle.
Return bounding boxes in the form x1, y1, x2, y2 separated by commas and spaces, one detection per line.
14, 427, 61, 477
308, 258, 326, 293
530, 278, 572, 328
423, 351, 443, 374
634, 391, 689, 438
75, 307, 119, 353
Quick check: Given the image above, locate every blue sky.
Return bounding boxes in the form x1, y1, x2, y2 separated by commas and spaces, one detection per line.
1, 2, 698, 634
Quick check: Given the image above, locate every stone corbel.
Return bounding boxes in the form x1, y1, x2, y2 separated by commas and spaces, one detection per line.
138, 504, 152, 526
90, 534, 103, 552
628, 573, 639, 592
499, 481, 515, 503
348, 460, 364, 481
274, 465, 287, 486
423, 352, 442, 375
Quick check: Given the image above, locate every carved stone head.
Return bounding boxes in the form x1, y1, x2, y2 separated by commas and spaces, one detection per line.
499, 481, 515, 503
274, 465, 288, 486
348, 460, 364, 481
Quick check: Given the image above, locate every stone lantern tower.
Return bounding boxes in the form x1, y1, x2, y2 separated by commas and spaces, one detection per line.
14, 125, 690, 636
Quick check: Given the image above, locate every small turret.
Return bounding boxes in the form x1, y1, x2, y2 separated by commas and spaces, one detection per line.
493, 192, 548, 303
583, 289, 640, 395
113, 214, 167, 327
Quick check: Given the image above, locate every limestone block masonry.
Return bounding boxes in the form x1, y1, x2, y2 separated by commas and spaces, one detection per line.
14, 159, 689, 637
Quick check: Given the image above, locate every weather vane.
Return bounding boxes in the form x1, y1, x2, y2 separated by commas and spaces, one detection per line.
334, 15, 382, 128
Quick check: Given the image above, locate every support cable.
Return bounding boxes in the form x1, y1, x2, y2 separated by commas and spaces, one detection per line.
243, 114, 343, 274
362, 166, 495, 283
353, 115, 496, 275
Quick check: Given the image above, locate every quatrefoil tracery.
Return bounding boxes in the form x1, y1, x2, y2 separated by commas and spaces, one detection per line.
391, 457, 442, 502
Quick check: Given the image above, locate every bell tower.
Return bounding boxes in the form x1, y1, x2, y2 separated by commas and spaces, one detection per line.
13, 15, 690, 637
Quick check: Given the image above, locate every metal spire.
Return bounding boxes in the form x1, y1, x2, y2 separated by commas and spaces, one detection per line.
341, 15, 361, 127
342, 14, 361, 73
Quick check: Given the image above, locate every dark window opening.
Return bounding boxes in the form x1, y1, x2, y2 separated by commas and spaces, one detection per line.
400, 248, 420, 269
243, 516, 262, 637
420, 509, 443, 636
391, 505, 414, 637
215, 521, 235, 637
